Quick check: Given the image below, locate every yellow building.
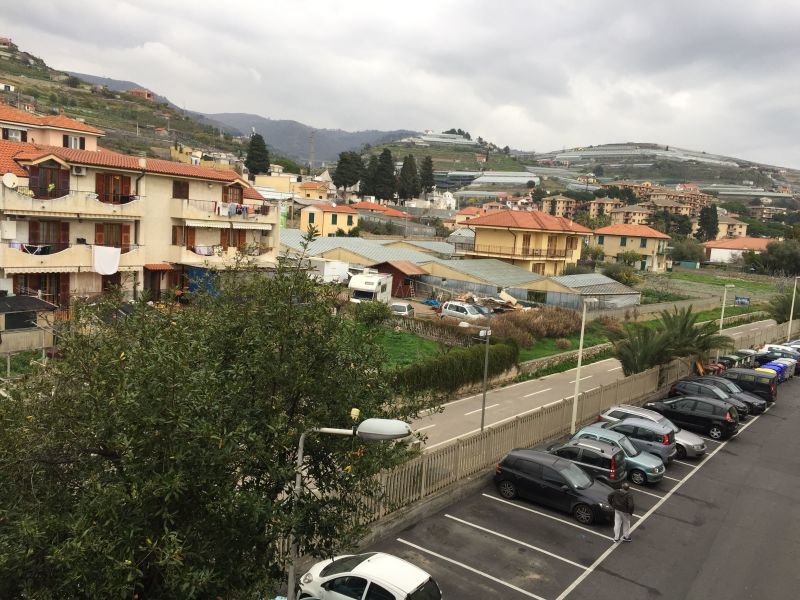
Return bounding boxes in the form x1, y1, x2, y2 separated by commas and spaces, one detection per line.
610, 204, 651, 225
587, 198, 623, 218
691, 215, 748, 239
593, 224, 670, 272
539, 195, 577, 219
299, 204, 358, 237
455, 209, 592, 275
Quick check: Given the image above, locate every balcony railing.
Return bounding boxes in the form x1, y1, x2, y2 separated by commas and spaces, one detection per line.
454, 242, 570, 259
188, 243, 273, 257
7, 242, 141, 255
15, 187, 142, 205
177, 198, 274, 218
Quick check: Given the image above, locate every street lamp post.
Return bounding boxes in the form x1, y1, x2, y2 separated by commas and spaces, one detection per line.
570, 297, 598, 435
716, 284, 735, 362
286, 417, 412, 600
787, 277, 800, 342
479, 327, 491, 432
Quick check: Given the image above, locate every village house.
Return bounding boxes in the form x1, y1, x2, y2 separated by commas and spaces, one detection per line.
593, 224, 670, 273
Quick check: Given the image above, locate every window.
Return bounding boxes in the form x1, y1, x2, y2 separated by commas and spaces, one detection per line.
635, 427, 657, 442
366, 583, 396, 600
517, 459, 542, 478
347, 214, 354, 226
4, 128, 23, 142
620, 236, 627, 247
408, 579, 442, 600
694, 401, 714, 414
556, 447, 581, 460
325, 576, 368, 599
320, 554, 375, 576
308, 212, 315, 224
608, 410, 628, 419
222, 186, 243, 203
613, 423, 636, 436
63, 135, 85, 150
541, 466, 564, 485
672, 399, 695, 411
639, 238, 647, 248
95, 173, 132, 204
597, 235, 604, 245
5, 311, 37, 330
172, 180, 189, 199
332, 213, 338, 225
579, 450, 604, 467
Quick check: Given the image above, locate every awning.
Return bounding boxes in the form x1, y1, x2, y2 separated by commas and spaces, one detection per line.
144, 263, 174, 271
5, 209, 141, 220
231, 222, 272, 230
184, 220, 229, 229
3, 266, 80, 274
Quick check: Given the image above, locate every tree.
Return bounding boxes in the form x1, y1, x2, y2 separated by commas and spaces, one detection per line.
245, 133, 270, 177
616, 251, 644, 266
360, 155, 380, 197
502, 145, 510, 155
582, 244, 605, 262
66, 75, 81, 88
669, 238, 704, 263
658, 306, 733, 361
419, 156, 435, 194
695, 206, 719, 242
766, 289, 794, 323
602, 262, 642, 286
613, 323, 671, 375
397, 155, 421, 201
374, 148, 396, 201
593, 188, 608, 198
0, 261, 425, 598
332, 151, 364, 193
594, 165, 605, 177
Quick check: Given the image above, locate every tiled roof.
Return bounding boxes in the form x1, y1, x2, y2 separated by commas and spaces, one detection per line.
381, 207, 412, 218
299, 181, 326, 189
303, 203, 356, 213
457, 206, 483, 215
0, 103, 104, 134
701, 237, 777, 251
465, 209, 592, 233
0, 142, 31, 176
611, 205, 651, 213
371, 260, 428, 275
350, 201, 386, 211
594, 224, 671, 239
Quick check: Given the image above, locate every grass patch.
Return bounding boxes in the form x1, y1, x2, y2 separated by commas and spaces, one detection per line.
3, 350, 43, 378
639, 288, 691, 304
517, 322, 609, 362
514, 348, 616, 383
664, 272, 776, 292
693, 304, 765, 322
377, 328, 441, 369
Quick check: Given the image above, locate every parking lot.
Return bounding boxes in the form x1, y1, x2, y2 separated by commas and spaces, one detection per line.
368, 377, 800, 599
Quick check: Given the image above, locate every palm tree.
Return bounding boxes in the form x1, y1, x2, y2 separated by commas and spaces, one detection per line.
612, 323, 671, 376
766, 290, 793, 324
658, 306, 733, 360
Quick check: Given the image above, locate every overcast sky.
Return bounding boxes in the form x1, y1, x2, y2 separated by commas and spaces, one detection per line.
3, 1, 800, 167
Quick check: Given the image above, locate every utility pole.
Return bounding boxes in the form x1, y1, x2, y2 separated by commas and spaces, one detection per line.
308, 131, 315, 172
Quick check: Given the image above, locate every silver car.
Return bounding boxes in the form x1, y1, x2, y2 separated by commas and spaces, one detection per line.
599, 417, 677, 464
598, 404, 707, 459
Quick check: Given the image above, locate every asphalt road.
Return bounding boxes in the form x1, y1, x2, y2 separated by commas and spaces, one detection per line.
369, 371, 799, 600
414, 318, 775, 450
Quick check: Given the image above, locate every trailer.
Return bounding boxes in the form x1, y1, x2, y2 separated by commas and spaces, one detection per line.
348, 272, 392, 304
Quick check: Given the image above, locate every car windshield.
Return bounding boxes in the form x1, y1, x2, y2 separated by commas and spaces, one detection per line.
408, 578, 442, 600
391, 304, 407, 313
706, 386, 728, 399
558, 462, 593, 489
320, 553, 376, 577
715, 379, 741, 393
617, 436, 640, 456
464, 305, 480, 315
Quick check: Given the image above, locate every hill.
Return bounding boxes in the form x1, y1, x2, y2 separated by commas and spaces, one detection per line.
204, 112, 415, 164
366, 140, 527, 173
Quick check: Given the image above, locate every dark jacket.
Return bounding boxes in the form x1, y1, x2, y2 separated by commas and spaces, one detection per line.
608, 489, 634, 514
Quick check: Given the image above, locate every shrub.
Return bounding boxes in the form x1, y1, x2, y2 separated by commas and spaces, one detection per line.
352, 301, 391, 326
492, 307, 581, 339
487, 317, 534, 349
602, 262, 642, 286
596, 315, 624, 339
555, 338, 571, 349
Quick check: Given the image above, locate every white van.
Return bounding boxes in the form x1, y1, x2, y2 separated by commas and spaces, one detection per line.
348, 273, 392, 304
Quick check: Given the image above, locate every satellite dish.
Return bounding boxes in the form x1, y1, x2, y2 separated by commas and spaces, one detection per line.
2, 173, 19, 189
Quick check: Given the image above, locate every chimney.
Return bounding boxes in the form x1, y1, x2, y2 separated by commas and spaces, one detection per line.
138, 157, 146, 169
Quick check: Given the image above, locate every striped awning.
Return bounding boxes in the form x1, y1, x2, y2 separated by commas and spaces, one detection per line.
3, 266, 80, 274
231, 222, 272, 230
183, 220, 230, 229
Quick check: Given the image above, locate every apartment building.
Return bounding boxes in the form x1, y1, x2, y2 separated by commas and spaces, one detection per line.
610, 204, 651, 225
593, 224, 670, 273
1, 102, 103, 150
299, 203, 358, 237
748, 204, 787, 221
644, 197, 692, 217
454, 209, 591, 275
587, 198, 623, 219
691, 215, 748, 239
539, 195, 577, 219
0, 140, 278, 306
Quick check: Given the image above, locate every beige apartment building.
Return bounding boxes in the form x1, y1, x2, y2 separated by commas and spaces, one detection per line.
587, 198, 623, 219
610, 204, 652, 225
593, 224, 670, 272
299, 203, 358, 237
454, 209, 592, 275
539, 195, 577, 219
691, 215, 748, 239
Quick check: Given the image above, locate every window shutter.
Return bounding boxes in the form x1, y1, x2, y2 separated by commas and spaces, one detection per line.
29, 221, 40, 244
28, 165, 40, 190
1, 128, 7, 140
121, 224, 131, 251
121, 176, 131, 197
59, 221, 70, 246
58, 273, 70, 307
220, 228, 230, 249
20, 130, 27, 142
58, 169, 70, 194
95, 223, 105, 246
172, 225, 180, 246
63, 134, 69, 148
237, 230, 247, 247
185, 226, 195, 248
79, 137, 85, 150
95, 173, 105, 200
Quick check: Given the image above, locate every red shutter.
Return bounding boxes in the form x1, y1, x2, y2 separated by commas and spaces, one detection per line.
172, 225, 180, 246
220, 228, 230, 249
185, 227, 196, 248
63, 134, 69, 148
20, 131, 27, 142
121, 176, 131, 197
29, 221, 40, 244
12, 275, 19, 294
58, 273, 70, 307
1, 128, 7, 140
28, 165, 40, 191
58, 169, 70, 195
95, 173, 105, 201
237, 230, 247, 247
121, 224, 131, 251
59, 221, 70, 247
79, 137, 85, 150
95, 223, 105, 246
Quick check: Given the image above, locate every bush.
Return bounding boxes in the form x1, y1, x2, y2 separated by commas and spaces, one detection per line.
602, 262, 642, 286
555, 338, 571, 349
492, 307, 581, 339
488, 317, 534, 349
351, 301, 391, 326
596, 315, 624, 339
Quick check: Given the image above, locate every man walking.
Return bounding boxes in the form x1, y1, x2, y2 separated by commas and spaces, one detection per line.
608, 482, 635, 542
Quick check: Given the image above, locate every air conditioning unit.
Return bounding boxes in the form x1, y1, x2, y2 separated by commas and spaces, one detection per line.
71, 166, 87, 176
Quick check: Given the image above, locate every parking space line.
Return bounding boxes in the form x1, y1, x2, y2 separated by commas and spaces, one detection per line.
482, 494, 615, 541
465, 403, 498, 416
629, 487, 663, 499
396, 538, 548, 600
662, 475, 682, 482
698, 436, 722, 444
523, 387, 552, 398
555, 402, 768, 600
673, 460, 696, 467
444, 514, 589, 570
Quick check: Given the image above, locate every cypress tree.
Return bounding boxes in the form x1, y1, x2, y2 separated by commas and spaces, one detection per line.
397, 155, 421, 201
244, 133, 270, 177
419, 155, 435, 195
374, 148, 396, 201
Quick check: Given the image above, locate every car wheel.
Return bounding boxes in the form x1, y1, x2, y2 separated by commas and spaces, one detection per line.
676, 444, 687, 459
629, 469, 646, 485
573, 503, 594, 525
708, 425, 724, 440
498, 480, 517, 499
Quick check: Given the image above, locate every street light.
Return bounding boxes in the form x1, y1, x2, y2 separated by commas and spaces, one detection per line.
479, 327, 491, 432
287, 417, 412, 600
715, 284, 735, 362
570, 297, 598, 435
787, 276, 800, 342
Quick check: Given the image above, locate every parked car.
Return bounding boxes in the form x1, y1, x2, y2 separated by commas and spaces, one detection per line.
597, 405, 707, 459
493, 449, 615, 524
723, 367, 778, 403
299, 552, 442, 600
597, 418, 677, 464
669, 379, 750, 419
762, 343, 800, 356
694, 376, 767, 415
733, 349, 756, 368
440, 300, 486, 322
547, 439, 628, 488
644, 396, 739, 440
573, 425, 665, 485
389, 302, 415, 318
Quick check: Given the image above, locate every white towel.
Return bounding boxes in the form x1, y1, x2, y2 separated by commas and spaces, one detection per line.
92, 245, 121, 275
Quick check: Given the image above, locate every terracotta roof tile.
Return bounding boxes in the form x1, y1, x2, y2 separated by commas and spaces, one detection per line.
457, 206, 483, 215
0, 103, 104, 134
701, 237, 778, 251
350, 201, 386, 211
304, 203, 356, 213
0, 142, 34, 176
466, 209, 592, 233
594, 224, 671, 239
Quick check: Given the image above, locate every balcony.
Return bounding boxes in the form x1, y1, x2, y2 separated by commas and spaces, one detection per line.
168, 244, 276, 268
170, 198, 278, 227
453, 242, 569, 259
1, 242, 144, 272
2, 187, 144, 219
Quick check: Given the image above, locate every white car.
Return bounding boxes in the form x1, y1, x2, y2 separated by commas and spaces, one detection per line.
300, 552, 442, 600
440, 300, 485, 322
